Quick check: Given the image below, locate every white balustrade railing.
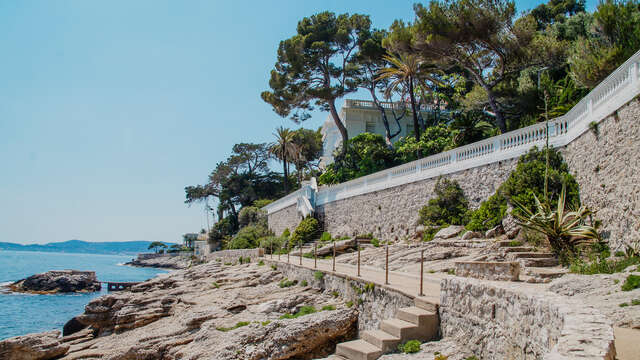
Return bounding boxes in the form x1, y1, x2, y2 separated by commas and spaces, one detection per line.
264, 50, 640, 214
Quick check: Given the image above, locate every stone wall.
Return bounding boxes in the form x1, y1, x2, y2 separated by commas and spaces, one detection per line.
440, 277, 615, 360
267, 204, 302, 237
266, 260, 416, 332
206, 248, 264, 263
316, 159, 517, 241
563, 97, 640, 250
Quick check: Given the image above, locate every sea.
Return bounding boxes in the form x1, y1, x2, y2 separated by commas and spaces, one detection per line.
0, 250, 167, 340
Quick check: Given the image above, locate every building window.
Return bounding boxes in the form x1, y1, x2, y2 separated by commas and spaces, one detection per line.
365, 120, 376, 133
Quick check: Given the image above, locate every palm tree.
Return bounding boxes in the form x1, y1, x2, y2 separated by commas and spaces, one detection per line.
377, 54, 423, 141
450, 111, 496, 147
270, 127, 299, 193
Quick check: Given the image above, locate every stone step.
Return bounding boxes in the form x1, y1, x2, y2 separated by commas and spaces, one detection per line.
509, 252, 555, 259
335, 339, 383, 360
502, 246, 536, 253
396, 306, 437, 327
361, 329, 401, 353
379, 318, 423, 340
414, 297, 438, 313
520, 257, 559, 267
526, 267, 569, 279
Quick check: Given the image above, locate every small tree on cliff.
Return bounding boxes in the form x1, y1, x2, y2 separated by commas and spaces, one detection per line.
148, 241, 167, 254
261, 12, 372, 155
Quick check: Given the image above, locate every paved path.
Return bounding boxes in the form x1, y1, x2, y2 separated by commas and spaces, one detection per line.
265, 251, 444, 305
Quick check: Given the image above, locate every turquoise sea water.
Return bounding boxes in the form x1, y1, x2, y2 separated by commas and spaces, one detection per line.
0, 250, 167, 340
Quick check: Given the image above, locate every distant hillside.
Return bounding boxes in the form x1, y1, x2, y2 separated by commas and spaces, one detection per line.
0, 240, 178, 255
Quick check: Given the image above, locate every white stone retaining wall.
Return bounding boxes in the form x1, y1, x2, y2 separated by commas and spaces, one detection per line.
267, 203, 302, 238
266, 260, 416, 332
440, 277, 615, 360
206, 248, 264, 263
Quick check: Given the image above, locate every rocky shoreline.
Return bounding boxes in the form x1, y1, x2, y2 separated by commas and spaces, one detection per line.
124, 254, 191, 270
1, 261, 358, 360
7, 270, 101, 294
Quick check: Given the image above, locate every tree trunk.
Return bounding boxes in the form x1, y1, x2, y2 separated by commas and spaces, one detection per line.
282, 158, 289, 193
369, 88, 400, 147
408, 77, 421, 141
484, 87, 506, 133
328, 99, 349, 155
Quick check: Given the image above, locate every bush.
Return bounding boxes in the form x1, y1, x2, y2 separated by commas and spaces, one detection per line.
398, 340, 421, 353
371, 238, 380, 247
622, 274, 640, 291
260, 236, 284, 253
290, 217, 320, 248
300, 280, 308, 286
258, 260, 265, 266
279, 279, 298, 288
238, 206, 267, 228
394, 124, 453, 163
418, 178, 469, 227
466, 193, 507, 232
314, 271, 324, 280
320, 231, 332, 244
253, 199, 274, 208
226, 224, 271, 249
282, 228, 290, 238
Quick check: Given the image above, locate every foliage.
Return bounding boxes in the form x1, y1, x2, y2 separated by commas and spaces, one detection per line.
314, 271, 325, 280
570, 253, 640, 274
261, 11, 373, 154
291, 127, 324, 180
345, 300, 354, 308
238, 206, 267, 228
258, 260, 265, 266
398, 340, 421, 353
148, 241, 167, 253
621, 274, 640, 291
300, 280, 308, 286
450, 111, 498, 147
253, 199, 274, 208
290, 217, 320, 248
371, 238, 380, 247
278, 278, 298, 288
514, 184, 601, 263
282, 228, 290, 238
569, 0, 640, 88
226, 224, 271, 250
501, 147, 580, 217
418, 178, 469, 227
318, 133, 396, 185
216, 321, 250, 332
422, 225, 446, 242
394, 124, 453, 164
321, 305, 336, 311
279, 306, 317, 319
466, 193, 507, 232
259, 236, 285, 253
270, 264, 277, 271
320, 231, 332, 244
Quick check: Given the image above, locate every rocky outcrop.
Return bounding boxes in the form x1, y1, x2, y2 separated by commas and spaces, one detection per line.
0, 330, 69, 360
8, 270, 100, 294
125, 255, 189, 269
434, 225, 464, 240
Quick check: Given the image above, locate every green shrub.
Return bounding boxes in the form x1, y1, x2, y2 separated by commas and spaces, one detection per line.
224, 262, 232, 266
466, 193, 507, 232
290, 217, 320, 248
619, 302, 629, 307
622, 274, 640, 291
321, 305, 336, 311
371, 238, 380, 247
632, 299, 640, 306
270, 264, 277, 271
253, 199, 274, 208
303, 252, 314, 259
279, 278, 298, 288
418, 178, 469, 227
320, 231, 332, 244
282, 228, 290, 238
227, 224, 271, 249
507, 240, 522, 247
300, 280, 308, 287
261, 320, 271, 326
279, 306, 316, 319
217, 321, 250, 332
615, 250, 626, 257
258, 260, 265, 266
345, 300, 354, 308
260, 236, 284, 253
211, 282, 220, 289
364, 283, 375, 292
394, 124, 453, 163
331, 291, 339, 297
397, 340, 421, 353
314, 271, 324, 280
238, 206, 267, 228
423, 225, 445, 242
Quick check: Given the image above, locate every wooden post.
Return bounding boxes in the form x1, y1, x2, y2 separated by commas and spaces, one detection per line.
287, 243, 290, 263
385, 244, 389, 285
357, 239, 361, 277
270, 242, 273, 259
314, 242, 317, 269
299, 239, 302, 265
332, 241, 336, 272
420, 249, 424, 296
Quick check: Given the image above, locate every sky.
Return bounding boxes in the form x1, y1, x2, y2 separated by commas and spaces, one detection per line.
0, 0, 598, 244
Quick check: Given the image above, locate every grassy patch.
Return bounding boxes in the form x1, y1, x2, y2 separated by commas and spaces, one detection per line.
258, 260, 265, 266
345, 300, 353, 308
620, 302, 629, 307
371, 238, 380, 247
314, 271, 324, 280
621, 274, 640, 291
211, 282, 220, 289
397, 340, 421, 353
632, 299, 640, 306
614, 279, 620, 284
303, 252, 314, 259
279, 306, 316, 319
224, 262, 232, 266
331, 291, 339, 297
216, 321, 250, 332
321, 305, 336, 311
570, 256, 640, 275
261, 320, 271, 326
507, 240, 522, 247
270, 264, 277, 271
278, 278, 298, 288
300, 280, 308, 287
364, 283, 375, 292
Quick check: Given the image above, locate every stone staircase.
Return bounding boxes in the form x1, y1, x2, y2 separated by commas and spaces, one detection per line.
320, 298, 439, 360
497, 241, 566, 280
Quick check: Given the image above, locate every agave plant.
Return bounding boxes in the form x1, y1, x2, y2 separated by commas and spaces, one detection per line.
513, 184, 601, 262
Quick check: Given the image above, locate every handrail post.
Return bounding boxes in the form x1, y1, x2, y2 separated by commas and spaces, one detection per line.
299, 239, 302, 266
385, 244, 389, 285
287, 243, 290, 263
332, 241, 336, 272
420, 249, 424, 296
278, 242, 281, 261
270, 242, 273, 260
357, 238, 361, 277
314, 242, 317, 269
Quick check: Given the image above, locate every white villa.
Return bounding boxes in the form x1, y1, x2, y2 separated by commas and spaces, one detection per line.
320, 99, 442, 166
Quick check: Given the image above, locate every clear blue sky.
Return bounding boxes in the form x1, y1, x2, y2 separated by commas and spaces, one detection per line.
0, 0, 596, 244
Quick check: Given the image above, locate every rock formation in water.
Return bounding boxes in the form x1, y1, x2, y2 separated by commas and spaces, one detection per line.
8, 270, 101, 294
